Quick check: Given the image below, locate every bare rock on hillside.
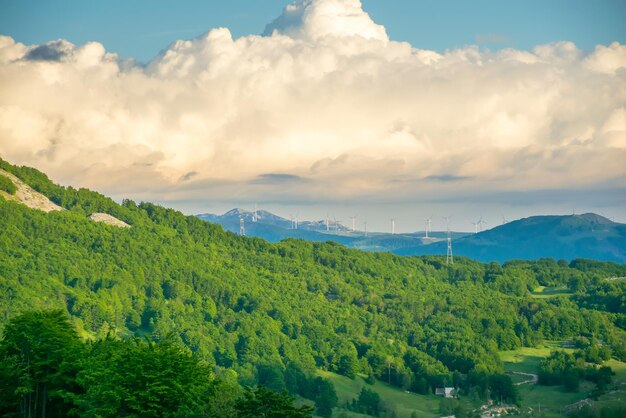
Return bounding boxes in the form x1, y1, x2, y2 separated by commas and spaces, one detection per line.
0, 169, 64, 212
88, 212, 131, 228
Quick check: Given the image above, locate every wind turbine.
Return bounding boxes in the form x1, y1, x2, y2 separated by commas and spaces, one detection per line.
391, 218, 396, 235
253, 203, 258, 223
472, 221, 479, 234
501, 215, 507, 225
442, 216, 451, 231
424, 215, 433, 239
478, 216, 487, 232
350, 216, 357, 233
326, 214, 330, 231
363, 220, 368, 237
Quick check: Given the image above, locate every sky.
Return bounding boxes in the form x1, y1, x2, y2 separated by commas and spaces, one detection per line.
2, 1, 626, 62
0, 0, 625, 232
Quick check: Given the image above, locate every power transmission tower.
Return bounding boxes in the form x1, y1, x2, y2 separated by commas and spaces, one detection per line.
443, 216, 453, 265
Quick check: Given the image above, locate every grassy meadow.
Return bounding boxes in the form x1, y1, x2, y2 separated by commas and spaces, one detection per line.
500, 344, 626, 417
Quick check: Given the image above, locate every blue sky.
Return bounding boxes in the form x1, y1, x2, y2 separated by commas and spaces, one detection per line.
2, 0, 625, 62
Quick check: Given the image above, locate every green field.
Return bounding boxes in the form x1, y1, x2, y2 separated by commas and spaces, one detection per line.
500, 342, 574, 374
593, 359, 626, 413
317, 370, 443, 418
314, 345, 626, 417
517, 383, 593, 417
500, 345, 626, 417
531, 286, 573, 299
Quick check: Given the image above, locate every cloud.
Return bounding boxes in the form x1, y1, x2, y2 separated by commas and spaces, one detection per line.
179, 171, 198, 182
252, 173, 308, 184
0, 0, 625, 215
425, 175, 471, 182
24, 40, 74, 61
584, 41, 626, 74
263, 0, 388, 42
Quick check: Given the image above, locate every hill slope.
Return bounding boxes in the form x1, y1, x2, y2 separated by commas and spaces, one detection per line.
1, 159, 626, 413
0, 168, 63, 212
396, 214, 626, 263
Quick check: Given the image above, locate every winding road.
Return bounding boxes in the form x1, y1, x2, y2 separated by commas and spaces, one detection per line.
509, 371, 538, 385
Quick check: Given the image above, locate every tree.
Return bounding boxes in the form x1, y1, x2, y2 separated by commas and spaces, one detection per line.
76, 334, 215, 417
236, 386, 313, 418
489, 374, 517, 404
563, 369, 580, 392
257, 364, 286, 392
354, 387, 380, 416
0, 310, 82, 418
440, 398, 468, 418
312, 377, 337, 418
0, 174, 17, 194
338, 353, 358, 379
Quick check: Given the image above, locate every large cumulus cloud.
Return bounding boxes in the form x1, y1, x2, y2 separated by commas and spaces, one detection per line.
0, 0, 625, 215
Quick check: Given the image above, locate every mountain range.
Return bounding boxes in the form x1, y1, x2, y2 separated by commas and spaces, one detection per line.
198, 209, 626, 263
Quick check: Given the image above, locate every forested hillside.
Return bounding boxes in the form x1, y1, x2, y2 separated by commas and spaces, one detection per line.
1, 159, 626, 416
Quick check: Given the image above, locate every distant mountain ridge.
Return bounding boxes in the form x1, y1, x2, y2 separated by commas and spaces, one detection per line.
196, 209, 357, 246
396, 213, 626, 263
198, 209, 626, 263
196, 208, 466, 248
197, 208, 350, 232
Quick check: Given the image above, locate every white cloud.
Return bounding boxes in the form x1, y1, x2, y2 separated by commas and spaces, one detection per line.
584, 42, 626, 74
263, 0, 388, 42
0, 0, 625, 217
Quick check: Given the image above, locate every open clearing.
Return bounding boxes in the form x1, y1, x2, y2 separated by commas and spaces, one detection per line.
318, 370, 443, 418
500, 344, 626, 417
531, 286, 573, 299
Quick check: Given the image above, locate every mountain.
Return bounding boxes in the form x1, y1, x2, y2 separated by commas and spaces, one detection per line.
395, 213, 626, 263
199, 208, 626, 263
197, 209, 357, 245
197, 209, 469, 251
197, 208, 350, 232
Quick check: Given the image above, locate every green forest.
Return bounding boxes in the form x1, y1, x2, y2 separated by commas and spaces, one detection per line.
1, 159, 626, 417
0, 310, 314, 417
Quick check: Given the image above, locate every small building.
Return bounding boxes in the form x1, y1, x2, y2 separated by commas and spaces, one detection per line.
435, 387, 456, 398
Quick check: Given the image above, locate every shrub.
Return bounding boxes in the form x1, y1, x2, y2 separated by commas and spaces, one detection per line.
0, 174, 16, 195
